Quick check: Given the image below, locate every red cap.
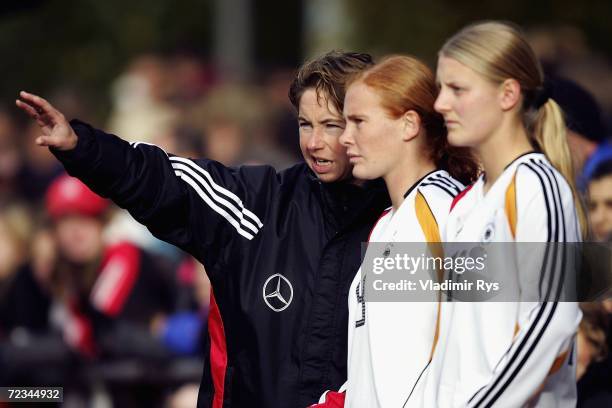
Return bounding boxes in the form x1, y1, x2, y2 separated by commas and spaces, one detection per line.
46, 174, 109, 219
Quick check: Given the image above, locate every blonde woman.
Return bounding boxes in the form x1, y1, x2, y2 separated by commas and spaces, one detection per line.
430, 21, 583, 407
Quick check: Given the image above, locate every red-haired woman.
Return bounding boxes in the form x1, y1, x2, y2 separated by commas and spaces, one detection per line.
313, 55, 477, 408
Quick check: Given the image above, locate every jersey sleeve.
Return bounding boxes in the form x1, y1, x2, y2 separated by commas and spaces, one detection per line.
466, 163, 581, 407
52, 120, 272, 268
514, 162, 580, 243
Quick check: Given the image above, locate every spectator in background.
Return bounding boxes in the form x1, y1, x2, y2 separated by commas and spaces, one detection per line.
159, 257, 211, 408
0, 203, 69, 389
586, 159, 612, 242
165, 53, 216, 109
577, 157, 612, 408
577, 302, 612, 407
579, 150, 612, 408
549, 76, 608, 178
527, 25, 612, 120
0, 203, 42, 336
260, 67, 303, 161
43, 173, 182, 406
162, 255, 210, 357
577, 303, 609, 381
43, 173, 177, 359
581, 143, 612, 192
106, 54, 178, 144
187, 82, 294, 169
98, 56, 184, 260
153, 124, 206, 160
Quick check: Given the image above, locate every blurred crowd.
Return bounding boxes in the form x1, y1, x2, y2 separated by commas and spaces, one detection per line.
0, 43, 611, 406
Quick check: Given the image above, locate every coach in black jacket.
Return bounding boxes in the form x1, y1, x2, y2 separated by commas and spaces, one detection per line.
17, 51, 389, 408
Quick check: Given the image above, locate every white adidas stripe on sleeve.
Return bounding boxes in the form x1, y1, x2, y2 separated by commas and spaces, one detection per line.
129, 142, 262, 240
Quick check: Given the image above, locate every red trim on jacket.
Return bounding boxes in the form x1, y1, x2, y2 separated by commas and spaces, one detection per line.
209, 289, 228, 408
308, 391, 346, 407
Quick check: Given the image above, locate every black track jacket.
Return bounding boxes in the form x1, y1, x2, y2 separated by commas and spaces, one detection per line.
52, 120, 389, 408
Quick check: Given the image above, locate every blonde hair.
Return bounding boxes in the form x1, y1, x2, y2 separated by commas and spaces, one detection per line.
440, 21, 586, 235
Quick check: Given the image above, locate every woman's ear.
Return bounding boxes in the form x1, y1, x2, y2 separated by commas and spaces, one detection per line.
402, 110, 421, 141
499, 78, 522, 111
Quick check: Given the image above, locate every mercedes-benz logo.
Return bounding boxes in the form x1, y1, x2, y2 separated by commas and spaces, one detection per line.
262, 273, 293, 312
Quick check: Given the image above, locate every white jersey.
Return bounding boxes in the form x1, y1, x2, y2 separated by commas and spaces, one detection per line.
345, 170, 463, 408
424, 152, 581, 408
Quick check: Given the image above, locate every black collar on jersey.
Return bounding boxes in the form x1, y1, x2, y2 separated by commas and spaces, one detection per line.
403, 169, 440, 198
482, 150, 540, 183
503, 150, 541, 170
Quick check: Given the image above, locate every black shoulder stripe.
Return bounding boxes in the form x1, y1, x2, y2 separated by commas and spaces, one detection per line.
533, 159, 567, 242
443, 174, 464, 191
521, 163, 554, 298
530, 159, 562, 241
419, 182, 457, 198
518, 164, 553, 242
429, 174, 461, 194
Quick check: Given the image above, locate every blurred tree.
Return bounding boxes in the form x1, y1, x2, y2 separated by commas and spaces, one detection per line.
345, 0, 612, 63
2, 0, 609, 123
253, 0, 302, 68
0, 0, 212, 122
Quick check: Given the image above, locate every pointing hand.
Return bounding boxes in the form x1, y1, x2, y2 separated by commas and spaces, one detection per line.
16, 91, 78, 151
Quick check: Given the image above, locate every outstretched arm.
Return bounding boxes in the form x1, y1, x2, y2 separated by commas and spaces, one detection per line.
17, 91, 270, 265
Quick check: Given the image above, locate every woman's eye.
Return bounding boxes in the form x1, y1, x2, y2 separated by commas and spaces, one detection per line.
299, 122, 312, 129
326, 124, 345, 136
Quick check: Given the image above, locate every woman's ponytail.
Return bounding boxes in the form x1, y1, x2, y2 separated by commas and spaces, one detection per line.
532, 98, 588, 237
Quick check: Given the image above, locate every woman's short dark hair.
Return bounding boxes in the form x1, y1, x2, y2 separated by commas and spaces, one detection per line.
288, 51, 374, 114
